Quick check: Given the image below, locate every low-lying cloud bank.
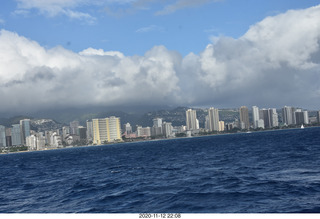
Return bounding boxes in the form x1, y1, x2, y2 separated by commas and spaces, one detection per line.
1, 5, 320, 113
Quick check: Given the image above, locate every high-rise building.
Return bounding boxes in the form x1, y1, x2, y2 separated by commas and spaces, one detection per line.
78, 127, 87, 140
123, 123, 132, 135
252, 106, 260, 129
260, 109, 270, 128
92, 117, 121, 145
239, 106, 250, 130
153, 118, 163, 128
50, 132, 62, 148
5, 128, 12, 147
62, 126, 70, 142
219, 121, 225, 132
282, 106, 295, 125
205, 115, 209, 130
108, 117, 121, 142
295, 111, 304, 125
0, 125, 6, 147
269, 108, 279, 128
162, 122, 173, 138
257, 119, 265, 129
45, 131, 52, 145
303, 111, 309, 124
11, 124, 22, 146
152, 118, 163, 136
36, 132, 46, 150
20, 119, 31, 145
259, 108, 278, 128
151, 126, 163, 137
70, 121, 80, 135
196, 119, 200, 130
294, 110, 309, 125
136, 126, 151, 137
26, 134, 37, 150
208, 107, 220, 132
86, 120, 93, 142
186, 109, 198, 131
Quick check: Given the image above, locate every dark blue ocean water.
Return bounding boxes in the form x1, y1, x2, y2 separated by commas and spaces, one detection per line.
1, 127, 320, 213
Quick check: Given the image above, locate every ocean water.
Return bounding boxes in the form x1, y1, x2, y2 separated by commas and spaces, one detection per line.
1, 127, 320, 213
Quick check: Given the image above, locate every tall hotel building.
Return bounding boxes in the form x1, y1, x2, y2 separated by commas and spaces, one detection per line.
92, 116, 121, 145
86, 120, 93, 142
260, 108, 279, 128
11, 124, 22, 146
186, 109, 198, 131
282, 106, 295, 125
239, 106, 250, 130
0, 125, 6, 147
208, 107, 220, 131
269, 108, 279, 127
20, 119, 31, 145
252, 106, 260, 129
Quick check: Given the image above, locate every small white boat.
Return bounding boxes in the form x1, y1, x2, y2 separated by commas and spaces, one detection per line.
301, 124, 304, 129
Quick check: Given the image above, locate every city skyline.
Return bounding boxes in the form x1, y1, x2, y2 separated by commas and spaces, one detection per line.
1, 104, 319, 152
0, 1, 320, 114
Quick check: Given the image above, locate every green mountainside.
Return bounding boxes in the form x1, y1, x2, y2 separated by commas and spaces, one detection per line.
2, 107, 317, 132
0, 107, 241, 131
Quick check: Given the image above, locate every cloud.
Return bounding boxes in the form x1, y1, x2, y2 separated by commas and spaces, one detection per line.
104, 0, 221, 17
135, 25, 164, 33
0, 29, 181, 112
1, 5, 320, 114
15, 0, 96, 23
79, 47, 125, 58
191, 5, 320, 108
155, 0, 222, 15
14, 0, 222, 20
63, 9, 96, 24
103, 0, 155, 17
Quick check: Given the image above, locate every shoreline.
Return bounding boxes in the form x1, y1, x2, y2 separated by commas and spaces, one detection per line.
1, 125, 318, 156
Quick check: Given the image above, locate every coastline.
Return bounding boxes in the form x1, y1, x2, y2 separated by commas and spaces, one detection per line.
1, 125, 318, 156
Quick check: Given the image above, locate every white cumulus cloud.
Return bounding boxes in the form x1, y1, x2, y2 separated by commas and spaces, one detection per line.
1, 4, 320, 113
0, 29, 181, 113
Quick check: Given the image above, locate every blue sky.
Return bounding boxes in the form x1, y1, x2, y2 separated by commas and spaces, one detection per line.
0, 0, 320, 113
0, 0, 319, 56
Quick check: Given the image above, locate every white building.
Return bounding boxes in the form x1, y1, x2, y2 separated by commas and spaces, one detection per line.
20, 119, 31, 145
282, 106, 295, 125
303, 111, 309, 124
26, 134, 37, 150
257, 119, 265, 129
92, 117, 122, 145
123, 123, 132, 135
109, 116, 121, 142
0, 125, 6, 147
252, 106, 260, 129
62, 126, 70, 142
86, 120, 93, 142
205, 115, 209, 130
186, 109, 198, 131
270, 108, 279, 127
208, 107, 220, 131
162, 122, 173, 138
136, 126, 151, 137
219, 121, 225, 132
36, 132, 46, 150
50, 132, 62, 148
153, 118, 163, 128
